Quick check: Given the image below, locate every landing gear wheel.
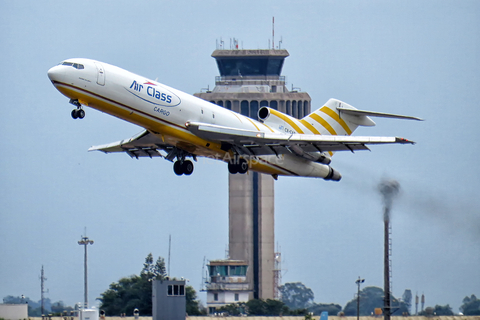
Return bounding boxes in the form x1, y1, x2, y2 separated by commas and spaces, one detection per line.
228, 161, 239, 174
238, 158, 248, 174
71, 108, 85, 119
182, 160, 194, 175
173, 161, 183, 176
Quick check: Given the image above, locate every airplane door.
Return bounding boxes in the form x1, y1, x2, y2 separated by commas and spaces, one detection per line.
94, 62, 105, 86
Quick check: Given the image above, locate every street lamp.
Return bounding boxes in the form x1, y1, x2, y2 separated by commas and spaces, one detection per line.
355, 277, 365, 320
78, 236, 94, 309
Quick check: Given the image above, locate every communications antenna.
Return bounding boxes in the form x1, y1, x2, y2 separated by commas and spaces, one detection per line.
200, 256, 206, 291
421, 293, 425, 313
272, 17, 275, 49
415, 292, 419, 315
168, 234, 171, 277
273, 243, 282, 299
40, 265, 47, 315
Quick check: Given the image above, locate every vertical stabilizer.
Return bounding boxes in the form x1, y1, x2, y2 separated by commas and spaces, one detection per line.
301, 98, 374, 136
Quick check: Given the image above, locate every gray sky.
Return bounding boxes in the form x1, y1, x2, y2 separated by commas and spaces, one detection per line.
1, 0, 479, 313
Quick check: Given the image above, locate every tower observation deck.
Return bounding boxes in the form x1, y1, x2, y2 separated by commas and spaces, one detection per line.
197, 49, 311, 119
195, 48, 311, 311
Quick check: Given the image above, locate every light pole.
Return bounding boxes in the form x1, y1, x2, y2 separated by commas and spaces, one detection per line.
78, 236, 94, 309
356, 277, 365, 320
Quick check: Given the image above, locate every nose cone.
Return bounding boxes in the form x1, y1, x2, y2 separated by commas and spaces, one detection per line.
47, 65, 64, 82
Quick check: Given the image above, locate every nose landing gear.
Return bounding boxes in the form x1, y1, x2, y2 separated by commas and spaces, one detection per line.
70, 99, 85, 119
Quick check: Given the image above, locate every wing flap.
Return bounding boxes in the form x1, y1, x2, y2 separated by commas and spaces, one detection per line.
186, 121, 414, 156
88, 130, 169, 158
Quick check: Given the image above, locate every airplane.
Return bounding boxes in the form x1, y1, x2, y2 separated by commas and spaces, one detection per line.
47, 58, 422, 181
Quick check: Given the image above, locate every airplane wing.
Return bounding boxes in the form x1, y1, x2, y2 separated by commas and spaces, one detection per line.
186, 121, 415, 156
88, 130, 172, 159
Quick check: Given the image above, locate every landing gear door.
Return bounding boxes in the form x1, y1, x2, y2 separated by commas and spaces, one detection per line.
94, 62, 105, 86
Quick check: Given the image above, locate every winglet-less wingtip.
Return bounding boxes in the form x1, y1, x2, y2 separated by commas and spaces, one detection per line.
396, 137, 416, 144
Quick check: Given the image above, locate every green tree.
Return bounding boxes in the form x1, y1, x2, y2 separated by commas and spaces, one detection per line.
246, 299, 267, 315
141, 254, 167, 281
99, 253, 167, 315
309, 303, 342, 316
433, 304, 454, 315
460, 295, 480, 315
264, 299, 289, 315
241, 299, 290, 316
402, 289, 412, 315
185, 286, 206, 315
218, 303, 246, 316
280, 282, 315, 310
343, 286, 408, 316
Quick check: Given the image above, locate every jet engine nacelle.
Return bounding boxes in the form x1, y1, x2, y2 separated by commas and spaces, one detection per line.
258, 106, 299, 135
288, 144, 331, 165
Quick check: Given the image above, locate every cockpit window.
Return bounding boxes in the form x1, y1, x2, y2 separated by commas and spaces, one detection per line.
61, 61, 84, 69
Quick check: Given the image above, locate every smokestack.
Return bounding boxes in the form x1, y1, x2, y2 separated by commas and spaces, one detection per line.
379, 179, 400, 222
378, 179, 400, 320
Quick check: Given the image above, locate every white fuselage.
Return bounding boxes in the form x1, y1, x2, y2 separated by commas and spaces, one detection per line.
47, 58, 339, 179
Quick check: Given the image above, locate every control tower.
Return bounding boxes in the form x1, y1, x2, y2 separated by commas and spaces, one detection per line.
195, 48, 311, 302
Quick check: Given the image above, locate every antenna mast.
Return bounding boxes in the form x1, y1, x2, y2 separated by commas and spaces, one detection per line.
168, 234, 171, 277
40, 265, 47, 316
272, 17, 275, 49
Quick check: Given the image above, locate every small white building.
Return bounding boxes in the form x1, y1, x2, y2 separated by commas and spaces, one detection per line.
0, 303, 28, 320
205, 260, 250, 314
79, 308, 99, 320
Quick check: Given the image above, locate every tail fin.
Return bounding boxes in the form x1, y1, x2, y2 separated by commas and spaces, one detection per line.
258, 98, 420, 137
301, 98, 375, 136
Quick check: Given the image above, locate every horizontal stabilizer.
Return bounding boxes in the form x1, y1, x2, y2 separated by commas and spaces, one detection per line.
338, 107, 424, 121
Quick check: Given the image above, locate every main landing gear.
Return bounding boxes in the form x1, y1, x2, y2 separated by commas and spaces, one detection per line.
70, 99, 85, 119
228, 158, 248, 174
173, 160, 194, 176
166, 148, 195, 176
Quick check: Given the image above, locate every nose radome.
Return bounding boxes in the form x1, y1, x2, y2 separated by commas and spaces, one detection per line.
47, 65, 63, 82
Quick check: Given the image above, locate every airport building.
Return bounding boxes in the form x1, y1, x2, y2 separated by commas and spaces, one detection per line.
205, 260, 250, 314
195, 47, 311, 312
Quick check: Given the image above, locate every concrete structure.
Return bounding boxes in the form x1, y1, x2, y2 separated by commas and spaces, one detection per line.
152, 279, 186, 320
205, 260, 250, 314
195, 48, 311, 303
0, 303, 28, 320
79, 308, 99, 320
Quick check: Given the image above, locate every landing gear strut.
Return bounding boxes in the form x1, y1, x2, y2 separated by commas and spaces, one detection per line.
228, 157, 248, 174
70, 99, 85, 119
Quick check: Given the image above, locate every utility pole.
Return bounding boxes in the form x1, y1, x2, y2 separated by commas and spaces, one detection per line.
356, 277, 365, 320
78, 235, 94, 309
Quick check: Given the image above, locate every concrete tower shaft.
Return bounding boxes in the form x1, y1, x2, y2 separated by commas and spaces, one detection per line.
195, 48, 311, 302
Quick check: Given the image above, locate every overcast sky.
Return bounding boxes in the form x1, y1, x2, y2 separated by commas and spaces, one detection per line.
1, 0, 479, 314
